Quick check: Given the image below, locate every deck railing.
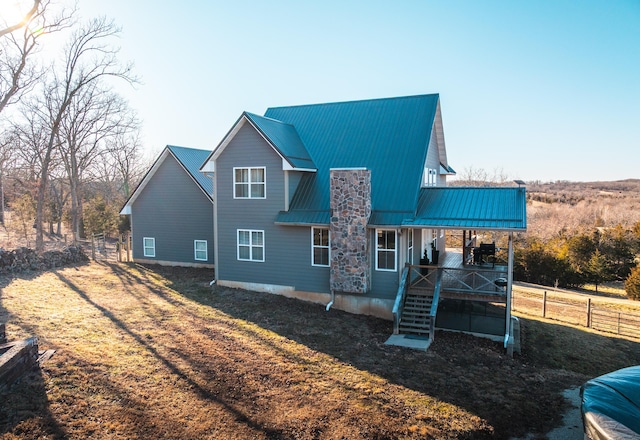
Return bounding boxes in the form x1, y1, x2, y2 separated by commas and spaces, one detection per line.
440, 266, 507, 297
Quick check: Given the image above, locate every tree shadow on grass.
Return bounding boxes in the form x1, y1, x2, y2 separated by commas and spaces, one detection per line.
135, 263, 640, 439
1, 272, 67, 438
0, 367, 67, 439
47, 268, 289, 439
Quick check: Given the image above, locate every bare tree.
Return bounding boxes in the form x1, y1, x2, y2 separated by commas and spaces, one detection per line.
450, 165, 512, 187
100, 130, 147, 201
0, 0, 41, 37
30, 16, 137, 251
0, 0, 73, 116
58, 81, 138, 240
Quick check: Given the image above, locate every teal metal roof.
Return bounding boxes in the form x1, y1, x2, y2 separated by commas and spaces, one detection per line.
405, 187, 527, 231
244, 112, 316, 170
167, 145, 213, 197
265, 94, 439, 225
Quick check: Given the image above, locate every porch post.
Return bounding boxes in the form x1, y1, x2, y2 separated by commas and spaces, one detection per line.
505, 231, 514, 352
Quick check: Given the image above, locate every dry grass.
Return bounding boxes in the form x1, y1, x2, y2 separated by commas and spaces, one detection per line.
1, 262, 640, 439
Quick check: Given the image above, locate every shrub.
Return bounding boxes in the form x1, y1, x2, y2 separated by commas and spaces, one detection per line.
626, 266, 640, 301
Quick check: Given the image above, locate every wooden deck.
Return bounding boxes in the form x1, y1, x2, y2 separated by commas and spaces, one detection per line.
418, 249, 508, 302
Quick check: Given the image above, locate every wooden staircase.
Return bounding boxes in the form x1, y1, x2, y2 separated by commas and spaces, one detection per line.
387, 265, 441, 350
398, 288, 435, 337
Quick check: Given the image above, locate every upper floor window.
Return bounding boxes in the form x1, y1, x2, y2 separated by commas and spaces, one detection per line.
312, 227, 330, 267
143, 237, 156, 258
234, 167, 265, 198
237, 229, 264, 262
424, 167, 437, 187
376, 229, 397, 271
194, 240, 208, 261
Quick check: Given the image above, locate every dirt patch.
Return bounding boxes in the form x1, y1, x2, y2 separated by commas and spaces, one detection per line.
1, 263, 639, 439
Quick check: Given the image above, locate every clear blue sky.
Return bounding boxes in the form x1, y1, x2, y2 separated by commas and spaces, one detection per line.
65, 1, 640, 181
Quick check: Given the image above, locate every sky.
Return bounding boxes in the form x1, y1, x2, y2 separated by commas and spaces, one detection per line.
5, 0, 640, 182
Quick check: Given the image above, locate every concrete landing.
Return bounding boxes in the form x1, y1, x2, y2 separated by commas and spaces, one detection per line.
385, 334, 432, 351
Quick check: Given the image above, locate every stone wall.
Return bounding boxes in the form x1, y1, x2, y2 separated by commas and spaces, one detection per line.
0, 246, 88, 275
329, 168, 371, 294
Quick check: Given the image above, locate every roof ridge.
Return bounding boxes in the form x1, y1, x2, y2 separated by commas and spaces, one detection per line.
266, 93, 439, 112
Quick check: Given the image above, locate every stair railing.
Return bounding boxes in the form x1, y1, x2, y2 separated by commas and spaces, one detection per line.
392, 263, 410, 335
429, 269, 443, 343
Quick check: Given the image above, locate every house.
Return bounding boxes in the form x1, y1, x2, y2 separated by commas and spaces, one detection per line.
199, 94, 527, 351
120, 145, 215, 268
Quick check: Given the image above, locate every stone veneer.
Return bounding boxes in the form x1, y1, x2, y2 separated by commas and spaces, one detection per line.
329, 169, 372, 294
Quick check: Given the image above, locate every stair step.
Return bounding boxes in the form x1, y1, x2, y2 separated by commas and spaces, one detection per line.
402, 311, 431, 319
398, 327, 431, 335
400, 316, 431, 324
404, 298, 433, 308
405, 302, 432, 308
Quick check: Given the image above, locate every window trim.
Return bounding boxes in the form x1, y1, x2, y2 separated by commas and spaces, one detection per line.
237, 229, 265, 262
311, 227, 330, 267
194, 240, 208, 261
233, 166, 266, 199
424, 167, 437, 187
376, 229, 397, 272
143, 237, 156, 258
407, 229, 414, 265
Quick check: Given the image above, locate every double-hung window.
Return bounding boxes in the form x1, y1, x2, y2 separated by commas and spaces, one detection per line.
143, 237, 155, 257
194, 240, 208, 261
311, 227, 330, 267
424, 167, 437, 187
376, 229, 397, 271
234, 167, 265, 198
237, 229, 264, 262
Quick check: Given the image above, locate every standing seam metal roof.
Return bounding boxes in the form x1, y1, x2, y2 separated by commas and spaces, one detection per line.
266, 94, 439, 224
167, 145, 213, 196
243, 113, 316, 170
405, 187, 527, 230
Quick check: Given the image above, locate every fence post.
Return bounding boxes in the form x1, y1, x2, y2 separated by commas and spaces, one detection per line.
586, 298, 591, 328
618, 313, 621, 334
542, 291, 547, 318
91, 234, 95, 260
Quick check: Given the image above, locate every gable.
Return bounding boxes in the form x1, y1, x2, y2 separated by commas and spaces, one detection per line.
121, 145, 212, 215
200, 113, 316, 174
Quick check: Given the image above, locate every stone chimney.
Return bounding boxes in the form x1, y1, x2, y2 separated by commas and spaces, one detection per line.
329, 168, 371, 294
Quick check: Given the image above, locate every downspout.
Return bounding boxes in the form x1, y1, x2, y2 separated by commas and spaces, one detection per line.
326, 290, 335, 311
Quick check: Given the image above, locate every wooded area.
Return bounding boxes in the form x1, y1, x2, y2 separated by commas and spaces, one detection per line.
0, 1, 148, 250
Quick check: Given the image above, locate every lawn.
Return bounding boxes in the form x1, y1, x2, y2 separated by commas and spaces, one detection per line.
2, 262, 640, 439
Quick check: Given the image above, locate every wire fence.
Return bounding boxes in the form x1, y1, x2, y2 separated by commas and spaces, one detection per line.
512, 288, 640, 340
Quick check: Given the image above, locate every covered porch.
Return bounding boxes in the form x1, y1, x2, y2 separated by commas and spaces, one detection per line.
385, 185, 527, 352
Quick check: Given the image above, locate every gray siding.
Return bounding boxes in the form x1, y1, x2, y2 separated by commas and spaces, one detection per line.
131, 155, 214, 265
216, 124, 329, 292
216, 125, 329, 292
370, 229, 401, 299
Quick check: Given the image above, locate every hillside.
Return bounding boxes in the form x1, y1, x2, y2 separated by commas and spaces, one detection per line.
524, 179, 640, 238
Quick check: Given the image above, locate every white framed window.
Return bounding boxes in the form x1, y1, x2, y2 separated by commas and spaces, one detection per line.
237, 229, 264, 262
234, 167, 266, 199
424, 167, 437, 187
376, 229, 397, 271
407, 229, 414, 264
194, 240, 208, 261
143, 237, 155, 257
311, 227, 330, 267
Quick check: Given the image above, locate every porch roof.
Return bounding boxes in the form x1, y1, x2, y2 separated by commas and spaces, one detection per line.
404, 187, 527, 231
